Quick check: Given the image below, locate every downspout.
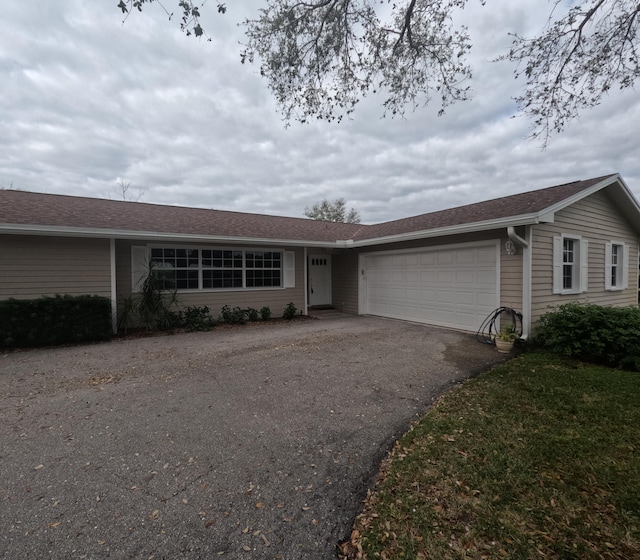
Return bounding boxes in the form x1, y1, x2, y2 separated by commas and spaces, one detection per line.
507, 226, 531, 339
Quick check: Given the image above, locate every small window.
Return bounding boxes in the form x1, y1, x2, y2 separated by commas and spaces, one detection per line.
605, 242, 629, 291
553, 235, 588, 294
611, 244, 620, 287
562, 238, 576, 290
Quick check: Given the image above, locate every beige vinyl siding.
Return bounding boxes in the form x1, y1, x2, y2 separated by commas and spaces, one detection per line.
530, 190, 639, 325
500, 234, 523, 312
115, 240, 305, 317
332, 249, 359, 314
0, 235, 112, 299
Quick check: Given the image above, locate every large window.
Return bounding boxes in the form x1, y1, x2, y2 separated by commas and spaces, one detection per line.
150, 248, 199, 290
202, 249, 243, 289
145, 246, 287, 291
553, 235, 588, 294
246, 251, 282, 287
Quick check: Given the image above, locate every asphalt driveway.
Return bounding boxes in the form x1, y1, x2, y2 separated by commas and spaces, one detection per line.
1, 315, 506, 559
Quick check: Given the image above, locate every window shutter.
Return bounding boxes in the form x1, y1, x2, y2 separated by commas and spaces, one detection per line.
604, 242, 612, 290
131, 246, 149, 293
552, 236, 563, 294
283, 251, 295, 288
622, 243, 630, 290
580, 239, 589, 293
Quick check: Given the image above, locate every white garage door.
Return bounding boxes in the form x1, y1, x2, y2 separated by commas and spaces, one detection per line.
363, 243, 499, 332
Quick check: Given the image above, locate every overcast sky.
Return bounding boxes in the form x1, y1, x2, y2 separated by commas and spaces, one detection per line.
2, 1, 639, 224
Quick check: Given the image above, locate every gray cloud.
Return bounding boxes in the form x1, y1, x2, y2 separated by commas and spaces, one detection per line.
1, 0, 639, 224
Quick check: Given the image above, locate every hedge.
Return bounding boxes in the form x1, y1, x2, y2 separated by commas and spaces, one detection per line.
533, 302, 640, 371
0, 295, 113, 348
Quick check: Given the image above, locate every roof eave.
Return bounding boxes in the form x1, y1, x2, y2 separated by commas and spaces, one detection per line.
0, 224, 339, 248
346, 214, 547, 247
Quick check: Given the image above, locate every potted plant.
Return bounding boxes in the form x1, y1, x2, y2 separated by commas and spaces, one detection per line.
495, 323, 519, 353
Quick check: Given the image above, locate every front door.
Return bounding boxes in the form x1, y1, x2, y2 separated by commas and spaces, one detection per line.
308, 254, 332, 306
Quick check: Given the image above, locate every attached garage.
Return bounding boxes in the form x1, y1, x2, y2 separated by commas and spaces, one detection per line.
360, 241, 500, 332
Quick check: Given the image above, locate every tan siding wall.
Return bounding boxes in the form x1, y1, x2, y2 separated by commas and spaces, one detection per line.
115, 240, 306, 318
0, 235, 112, 299
333, 230, 524, 316
332, 250, 359, 314
501, 246, 523, 312
531, 190, 639, 325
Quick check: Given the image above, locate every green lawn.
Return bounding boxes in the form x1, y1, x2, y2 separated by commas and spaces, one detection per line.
341, 352, 640, 560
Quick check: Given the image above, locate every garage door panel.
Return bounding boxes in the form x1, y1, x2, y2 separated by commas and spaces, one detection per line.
437, 252, 454, 265
455, 269, 476, 284
420, 253, 436, 265
456, 291, 475, 306
365, 244, 498, 332
455, 249, 476, 264
437, 270, 455, 283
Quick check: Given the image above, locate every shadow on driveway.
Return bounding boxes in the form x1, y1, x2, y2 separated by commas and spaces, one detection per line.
0, 316, 507, 559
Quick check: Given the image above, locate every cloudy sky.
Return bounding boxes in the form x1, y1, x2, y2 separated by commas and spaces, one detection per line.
2, 1, 639, 224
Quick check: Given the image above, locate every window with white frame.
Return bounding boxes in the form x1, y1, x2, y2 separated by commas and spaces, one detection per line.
553, 235, 588, 294
150, 247, 199, 290
134, 246, 293, 291
605, 241, 629, 290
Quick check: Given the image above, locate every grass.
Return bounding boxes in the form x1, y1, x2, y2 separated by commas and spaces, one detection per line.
341, 352, 640, 560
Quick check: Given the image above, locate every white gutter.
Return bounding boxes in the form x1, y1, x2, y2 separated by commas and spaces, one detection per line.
0, 224, 338, 248
346, 213, 546, 248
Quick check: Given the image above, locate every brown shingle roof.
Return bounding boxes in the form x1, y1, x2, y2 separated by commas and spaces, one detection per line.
0, 190, 363, 243
0, 174, 619, 244
353, 175, 614, 241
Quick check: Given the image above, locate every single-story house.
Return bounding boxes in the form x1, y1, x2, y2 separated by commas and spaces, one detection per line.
1, 173, 639, 337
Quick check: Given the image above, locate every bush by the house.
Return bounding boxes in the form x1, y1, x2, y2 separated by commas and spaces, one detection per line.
534, 302, 640, 370
183, 305, 216, 331
245, 307, 259, 322
219, 305, 247, 325
282, 302, 297, 320
260, 306, 271, 321
0, 295, 113, 348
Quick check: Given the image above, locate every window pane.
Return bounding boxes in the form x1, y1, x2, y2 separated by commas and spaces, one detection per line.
611, 244, 621, 287
563, 238, 574, 264
203, 269, 242, 289
563, 264, 573, 290
246, 269, 281, 288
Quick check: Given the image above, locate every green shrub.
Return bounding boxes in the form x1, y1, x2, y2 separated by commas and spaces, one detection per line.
183, 305, 215, 331
260, 306, 271, 321
219, 305, 246, 325
534, 302, 640, 369
282, 302, 297, 320
246, 307, 259, 322
0, 295, 113, 348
